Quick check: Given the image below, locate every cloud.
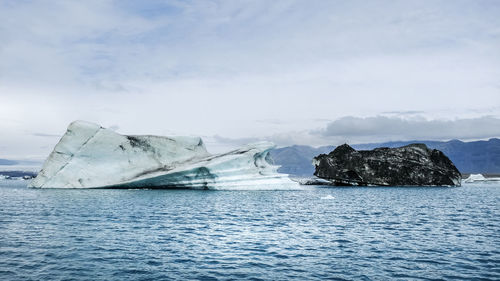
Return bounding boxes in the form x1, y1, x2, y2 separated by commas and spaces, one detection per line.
0, 1, 499, 158
381, 110, 425, 115
212, 135, 262, 146
2, 0, 500, 91
32, 133, 61, 138
317, 115, 500, 141
205, 115, 500, 150
206, 131, 322, 152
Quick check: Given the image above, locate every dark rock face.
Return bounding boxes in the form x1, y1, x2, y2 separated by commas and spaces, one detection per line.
270, 138, 500, 176
313, 143, 461, 186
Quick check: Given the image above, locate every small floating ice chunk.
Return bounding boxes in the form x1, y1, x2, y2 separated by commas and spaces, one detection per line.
463, 173, 500, 183
320, 195, 335, 200
463, 174, 486, 183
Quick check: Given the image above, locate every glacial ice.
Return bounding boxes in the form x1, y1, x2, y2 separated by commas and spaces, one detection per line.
29, 121, 300, 190
464, 174, 487, 183
463, 173, 500, 183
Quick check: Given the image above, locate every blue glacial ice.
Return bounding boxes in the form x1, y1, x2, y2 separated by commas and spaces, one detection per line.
29, 121, 300, 190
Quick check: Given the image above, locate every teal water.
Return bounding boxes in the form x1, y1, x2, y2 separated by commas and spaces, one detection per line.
0, 180, 499, 280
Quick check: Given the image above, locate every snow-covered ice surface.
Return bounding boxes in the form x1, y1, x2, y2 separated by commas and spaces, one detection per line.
29, 121, 300, 190
463, 174, 500, 183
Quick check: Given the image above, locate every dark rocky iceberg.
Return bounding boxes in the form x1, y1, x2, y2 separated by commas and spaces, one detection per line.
313, 144, 461, 186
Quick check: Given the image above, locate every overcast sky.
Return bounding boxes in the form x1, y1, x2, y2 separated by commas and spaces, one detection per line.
1, 0, 499, 159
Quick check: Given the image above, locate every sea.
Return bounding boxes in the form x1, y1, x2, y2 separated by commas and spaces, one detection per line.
0, 180, 499, 280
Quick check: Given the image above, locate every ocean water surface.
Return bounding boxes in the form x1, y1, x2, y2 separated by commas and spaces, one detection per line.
0, 180, 499, 280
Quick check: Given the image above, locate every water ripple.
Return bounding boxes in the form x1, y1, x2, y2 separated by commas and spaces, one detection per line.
0, 180, 499, 280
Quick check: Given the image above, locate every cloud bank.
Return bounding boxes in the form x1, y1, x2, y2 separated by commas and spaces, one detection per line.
315, 115, 500, 144
0, 0, 499, 157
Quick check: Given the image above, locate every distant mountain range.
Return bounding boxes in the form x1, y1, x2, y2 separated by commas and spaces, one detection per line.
0, 159, 43, 166
2, 138, 499, 176
0, 159, 43, 174
269, 138, 500, 176
0, 158, 17, 165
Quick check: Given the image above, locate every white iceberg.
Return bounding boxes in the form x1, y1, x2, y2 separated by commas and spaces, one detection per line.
464, 174, 487, 183
29, 121, 299, 190
463, 173, 500, 183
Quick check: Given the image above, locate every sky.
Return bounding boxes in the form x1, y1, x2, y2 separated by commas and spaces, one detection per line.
1, 0, 499, 160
